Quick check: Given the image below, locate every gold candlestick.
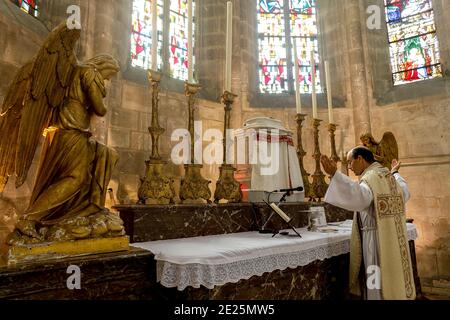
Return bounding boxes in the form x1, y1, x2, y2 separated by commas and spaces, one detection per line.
310, 118, 328, 202
138, 70, 176, 204
328, 123, 341, 163
179, 82, 212, 203
147, 71, 164, 161
295, 114, 312, 199
214, 91, 242, 203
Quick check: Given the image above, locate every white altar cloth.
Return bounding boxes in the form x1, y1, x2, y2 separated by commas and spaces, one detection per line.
132, 222, 418, 291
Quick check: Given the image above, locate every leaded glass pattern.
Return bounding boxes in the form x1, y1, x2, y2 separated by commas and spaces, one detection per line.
11, 0, 39, 17
257, 0, 321, 94
385, 0, 442, 85
131, 0, 196, 81
169, 0, 196, 81
131, 0, 164, 70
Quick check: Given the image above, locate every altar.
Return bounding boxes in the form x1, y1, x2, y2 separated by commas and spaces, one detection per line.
112, 202, 421, 300
0, 203, 422, 300
132, 222, 418, 299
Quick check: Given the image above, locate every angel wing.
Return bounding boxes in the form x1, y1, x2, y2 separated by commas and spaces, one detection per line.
360, 131, 398, 169
378, 132, 398, 170
0, 23, 80, 193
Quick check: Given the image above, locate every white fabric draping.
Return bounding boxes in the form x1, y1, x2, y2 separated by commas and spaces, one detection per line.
237, 117, 304, 199
132, 222, 418, 291
250, 132, 303, 194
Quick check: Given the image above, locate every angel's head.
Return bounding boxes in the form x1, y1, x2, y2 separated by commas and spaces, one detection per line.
360, 133, 376, 146
84, 54, 120, 81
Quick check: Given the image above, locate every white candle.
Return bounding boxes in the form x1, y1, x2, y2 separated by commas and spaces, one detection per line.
187, 0, 194, 83
311, 50, 318, 119
325, 60, 333, 123
225, 1, 233, 92
151, 0, 158, 70
293, 39, 302, 114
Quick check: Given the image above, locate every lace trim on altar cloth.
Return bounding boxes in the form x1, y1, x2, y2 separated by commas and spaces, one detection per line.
157, 240, 350, 291
137, 224, 418, 291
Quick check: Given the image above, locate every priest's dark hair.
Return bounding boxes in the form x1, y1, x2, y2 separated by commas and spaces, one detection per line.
351, 146, 375, 164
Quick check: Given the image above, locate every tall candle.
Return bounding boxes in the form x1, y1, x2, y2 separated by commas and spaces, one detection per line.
225, 1, 233, 92
151, 0, 158, 70
311, 50, 318, 119
187, 0, 194, 83
293, 38, 302, 114
325, 60, 333, 123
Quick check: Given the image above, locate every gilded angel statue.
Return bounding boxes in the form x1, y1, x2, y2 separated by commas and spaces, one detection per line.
0, 23, 125, 245
360, 132, 399, 170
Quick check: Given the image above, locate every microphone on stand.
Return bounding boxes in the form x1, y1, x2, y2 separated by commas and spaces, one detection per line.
259, 186, 304, 235
271, 186, 304, 201
272, 186, 304, 194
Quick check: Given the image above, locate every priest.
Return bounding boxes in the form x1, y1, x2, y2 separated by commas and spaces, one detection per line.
321, 147, 416, 300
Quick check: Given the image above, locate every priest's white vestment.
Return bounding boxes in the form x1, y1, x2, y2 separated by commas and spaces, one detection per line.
324, 163, 413, 300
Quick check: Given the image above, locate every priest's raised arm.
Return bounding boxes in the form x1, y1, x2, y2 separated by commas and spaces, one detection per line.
324, 171, 373, 212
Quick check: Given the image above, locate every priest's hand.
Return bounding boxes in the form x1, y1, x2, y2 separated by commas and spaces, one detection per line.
321, 155, 337, 177
391, 159, 401, 173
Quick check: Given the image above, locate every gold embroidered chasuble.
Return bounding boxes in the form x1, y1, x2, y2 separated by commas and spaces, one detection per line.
349, 163, 416, 300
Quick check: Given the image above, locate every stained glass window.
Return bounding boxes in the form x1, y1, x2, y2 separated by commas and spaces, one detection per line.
385, 0, 442, 85
131, 0, 164, 70
131, 0, 196, 82
257, 0, 321, 94
169, 0, 196, 80
10, 0, 39, 17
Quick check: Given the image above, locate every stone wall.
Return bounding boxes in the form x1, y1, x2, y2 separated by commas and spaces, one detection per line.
110, 79, 224, 204
0, 0, 448, 295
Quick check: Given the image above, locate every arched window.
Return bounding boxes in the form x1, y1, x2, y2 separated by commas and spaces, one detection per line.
131, 0, 164, 71
131, 0, 196, 82
169, 0, 195, 80
10, 0, 39, 17
385, 0, 442, 85
257, 0, 321, 94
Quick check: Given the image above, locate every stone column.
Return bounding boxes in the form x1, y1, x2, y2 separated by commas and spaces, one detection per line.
91, 0, 131, 145
196, 0, 226, 101
93, 1, 115, 56
345, 0, 371, 141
